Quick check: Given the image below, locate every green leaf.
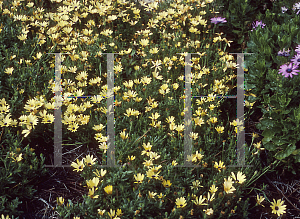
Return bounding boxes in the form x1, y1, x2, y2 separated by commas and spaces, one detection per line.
292, 149, 300, 155
238, 36, 244, 44
258, 118, 274, 130
275, 144, 296, 160
293, 106, 300, 122
263, 142, 277, 151
232, 30, 241, 34
262, 129, 275, 143
282, 108, 292, 114
272, 137, 289, 146
293, 154, 300, 163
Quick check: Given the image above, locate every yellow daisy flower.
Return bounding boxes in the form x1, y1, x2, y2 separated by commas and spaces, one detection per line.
270, 199, 287, 216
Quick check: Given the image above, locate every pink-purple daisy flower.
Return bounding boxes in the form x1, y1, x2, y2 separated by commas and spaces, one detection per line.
278, 62, 299, 78
292, 2, 300, 14
251, 20, 266, 31
291, 53, 300, 66
210, 17, 227, 24
295, 45, 300, 54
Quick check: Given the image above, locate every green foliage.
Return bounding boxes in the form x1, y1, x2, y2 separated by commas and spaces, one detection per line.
213, 0, 270, 52
0, 131, 47, 216
245, 5, 300, 174
1, 0, 298, 218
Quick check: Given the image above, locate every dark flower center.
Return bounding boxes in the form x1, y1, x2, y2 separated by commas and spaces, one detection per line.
297, 58, 300, 62
286, 69, 292, 73
275, 206, 279, 211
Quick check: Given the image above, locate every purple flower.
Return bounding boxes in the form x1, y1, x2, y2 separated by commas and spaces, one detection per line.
210, 17, 227, 24
292, 2, 300, 14
291, 53, 300, 66
293, 2, 300, 10
295, 45, 300, 54
278, 62, 299, 78
277, 48, 290, 57
251, 20, 266, 31
281, 6, 288, 13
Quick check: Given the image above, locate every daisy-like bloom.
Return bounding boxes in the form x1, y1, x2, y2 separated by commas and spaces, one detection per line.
15, 153, 22, 162
193, 195, 207, 206
143, 159, 153, 167
256, 195, 265, 207
88, 187, 99, 199
194, 117, 205, 127
209, 184, 218, 193
281, 6, 288, 13
120, 130, 128, 140
4, 67, 14, 75
107, 209, 119, 219
146, 169, 161, 180
97, 209, 106, 216
71, 159, 85, 172
128, 155, 135, 161
86, 177, 100, 189
203, 208, 214, 215
214, 160, 226, 172
104, 185, 113, 195
294, 2, 300, 10
134, 173, 144, 184
158, 193, 165, 199
209, 117, 218, 124
93, 169, 107, 178
291, 53, 300, 66
148, 191, 157, 199
194, 151, 203, 161
187, 154, 197, 162
151, 60, 162, 73
116, 209, 123, 217
0, 113, 12, 127
190, 180, 204, 190
175, 197, 187, 208
141, 142, 152, 156
215, 126, 224, 133
57, 197, 64, 206
231, 171, 246, 184
293, 2, 300, 14
10, 152, 23, 162
210, 17, 227, 24
84, 154, 97, 166
270, 199, 287, 216
278, 48, 290, 57
206, 192, 215, 203
279, 62, 299, 78
140, 38, 149, 47
251, 20, 266, 31
295, 45, 300, 54
223, 177, 236, 194
162, 179, 172, 188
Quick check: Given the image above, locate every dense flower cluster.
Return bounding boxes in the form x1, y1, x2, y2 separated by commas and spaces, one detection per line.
278, 45, 300, 78
0, 0, 294, 218
251, 20, 266, 31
